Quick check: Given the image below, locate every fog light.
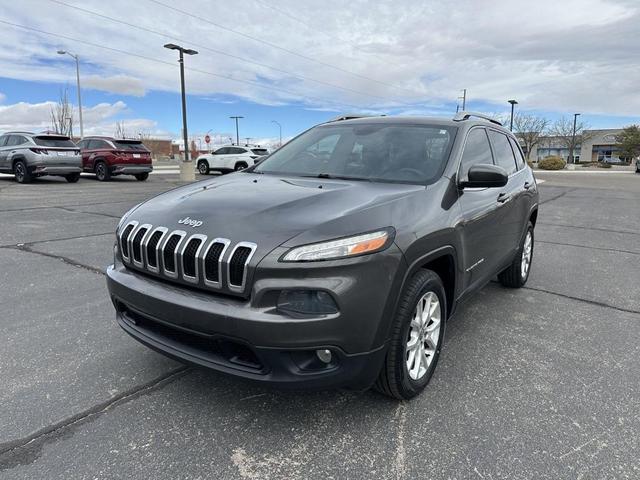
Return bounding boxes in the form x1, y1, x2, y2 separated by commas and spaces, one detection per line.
316, 349, 332, 364
277, 290, 338, 315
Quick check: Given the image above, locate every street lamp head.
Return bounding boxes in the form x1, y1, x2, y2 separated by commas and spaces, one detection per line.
164, 43, 180, 50
508, 99, 518, 105
183, 49, 198, 55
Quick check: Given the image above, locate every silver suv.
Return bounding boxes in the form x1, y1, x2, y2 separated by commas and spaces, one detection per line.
0, 132, 83, 183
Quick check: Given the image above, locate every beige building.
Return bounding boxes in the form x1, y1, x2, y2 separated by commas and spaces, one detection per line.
524, 128, 632, 164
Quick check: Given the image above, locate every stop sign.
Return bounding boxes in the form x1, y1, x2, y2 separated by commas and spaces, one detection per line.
204, 135, 211, 144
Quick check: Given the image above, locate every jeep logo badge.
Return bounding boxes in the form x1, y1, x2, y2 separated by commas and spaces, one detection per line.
178, 216, 203, 228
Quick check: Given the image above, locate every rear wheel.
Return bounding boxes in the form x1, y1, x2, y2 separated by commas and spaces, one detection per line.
197, 160, 210, 175
95, 161, 111, 181
234, 162, 248, 171
65, 172, 81, 183
134, 172, 149, 181
498, 222, 534, 288
374, 269, 446, 400
14, 160, 32, 184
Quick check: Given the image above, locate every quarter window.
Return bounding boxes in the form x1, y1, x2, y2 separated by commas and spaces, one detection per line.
459, 128, 493, 181
488, 130, 517, 175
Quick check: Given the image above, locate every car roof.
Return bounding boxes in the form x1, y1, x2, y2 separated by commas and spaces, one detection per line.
322, 114, 511, 133
83, 136, 115, 140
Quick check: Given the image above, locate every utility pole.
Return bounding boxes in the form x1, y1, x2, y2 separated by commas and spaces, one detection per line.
245, 137, 251, 146
571, 113, 580, 164
271, 120, 282, 147
230, 116, 243, 145
164, 43, 198, 181
508, 100, 518, 131
57, 50, 84, 138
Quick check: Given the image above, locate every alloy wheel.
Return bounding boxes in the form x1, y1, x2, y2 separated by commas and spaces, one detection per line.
521, 231, 533, 279
406, 291, 441, 380
15, 163, 25, 182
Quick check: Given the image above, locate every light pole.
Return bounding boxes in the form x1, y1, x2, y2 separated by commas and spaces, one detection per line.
230, 116, 243, 145
271, 120, 282, 147
57, 50, 84, 138
164, 43, 198, 181
508, 99, 518, 131
571, 113, 580, 164
457, 89, 467, 111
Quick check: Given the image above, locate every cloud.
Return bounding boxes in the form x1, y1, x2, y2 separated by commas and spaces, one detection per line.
0, 0, 638, 117
83, 75, 146, 96
0, 100, 171, 138
0, 92, 5, 103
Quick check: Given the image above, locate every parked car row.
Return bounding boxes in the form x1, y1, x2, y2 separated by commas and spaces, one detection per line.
0, 132, 152, 184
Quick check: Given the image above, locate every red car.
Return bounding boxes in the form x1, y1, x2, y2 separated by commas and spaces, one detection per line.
77, 136, 153, 181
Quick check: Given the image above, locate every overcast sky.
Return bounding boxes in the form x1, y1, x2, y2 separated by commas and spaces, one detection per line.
0, 0, 638, 143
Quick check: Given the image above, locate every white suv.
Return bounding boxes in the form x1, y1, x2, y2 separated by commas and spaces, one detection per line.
196, 146, 269, 175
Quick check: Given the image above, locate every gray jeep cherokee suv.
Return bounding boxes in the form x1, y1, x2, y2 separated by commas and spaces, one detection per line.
0, 132, 82, 183
107, 113, 539, 399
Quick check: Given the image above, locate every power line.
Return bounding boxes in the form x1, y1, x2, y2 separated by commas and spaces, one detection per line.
47, 0, 395, 103
0, 19, 375, 111
147, 0, 420, 97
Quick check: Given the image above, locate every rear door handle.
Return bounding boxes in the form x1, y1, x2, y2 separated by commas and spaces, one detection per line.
497, 193, 511, 203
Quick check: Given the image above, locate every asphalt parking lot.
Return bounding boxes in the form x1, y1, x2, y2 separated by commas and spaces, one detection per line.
1, 171, 639, 479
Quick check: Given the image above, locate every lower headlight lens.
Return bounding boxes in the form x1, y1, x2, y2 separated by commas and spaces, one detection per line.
282, 229, 393, 262
277, 290, 338, 315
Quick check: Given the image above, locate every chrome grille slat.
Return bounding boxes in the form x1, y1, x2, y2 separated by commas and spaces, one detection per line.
119, 222, 255, 295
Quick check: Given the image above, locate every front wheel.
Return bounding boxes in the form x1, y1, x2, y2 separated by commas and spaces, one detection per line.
65, 172, 81, 183
134, 172, 149, 181
14, 160, 33, 184
498, 222, 534, 288
374, 269, 446, 400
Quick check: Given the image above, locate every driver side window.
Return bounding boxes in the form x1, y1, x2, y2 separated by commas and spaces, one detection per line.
459, 128, 493, 182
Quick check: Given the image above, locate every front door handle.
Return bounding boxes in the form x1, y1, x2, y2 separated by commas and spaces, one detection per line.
497, 192, 511, 203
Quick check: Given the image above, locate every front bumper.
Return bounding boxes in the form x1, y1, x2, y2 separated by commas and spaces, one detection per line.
106, 245, 405, 389
112, 164, 153, 175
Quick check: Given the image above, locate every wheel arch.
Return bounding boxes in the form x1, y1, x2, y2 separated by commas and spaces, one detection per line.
11, 155, 27, 171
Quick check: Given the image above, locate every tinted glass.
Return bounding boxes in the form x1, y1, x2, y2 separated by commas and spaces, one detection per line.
488, 130, 517, 175
251, 148, 269, 156
114, 140, 147, 151
215, 147, 229, 155
76, 140, 87, 149
509, 136, 526, 170
0, 136, 7, 147
255, 123, 457, 184
231, 147, 246, 154
5, 135, 23, 146
459, 128, 493, 181
33, 136, 76, 148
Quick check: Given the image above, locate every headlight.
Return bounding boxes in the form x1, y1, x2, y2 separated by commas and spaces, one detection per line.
116, 203, 142, 232
281, 228, 394, 262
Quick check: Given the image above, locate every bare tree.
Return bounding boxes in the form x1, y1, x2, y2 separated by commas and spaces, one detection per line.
549, 116, 592, 163
49, 87, 74, 136
512, 113, 549, 160
114, 121, 127, 139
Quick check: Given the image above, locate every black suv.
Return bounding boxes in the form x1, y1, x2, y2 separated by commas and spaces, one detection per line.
107, 113, 538, 399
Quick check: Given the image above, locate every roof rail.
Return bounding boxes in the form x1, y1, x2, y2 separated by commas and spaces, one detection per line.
326, 113, 383, 123
453, 111, 502, 126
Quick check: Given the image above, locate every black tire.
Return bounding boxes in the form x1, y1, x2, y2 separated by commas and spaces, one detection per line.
197, 160, 210, 175
134, 172, 149, 181
14, 160, 32, 184
234, 162, 248, 171
95, 161, 111, 181
65, 172, 81, 183
374, 269, 447, 400
498, 222, 534, 288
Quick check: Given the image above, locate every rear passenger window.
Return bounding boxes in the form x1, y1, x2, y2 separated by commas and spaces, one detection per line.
459, 128, 493, 181
0, 136, 7, 147
508, 137, 526, 170
488, 131, 517, 175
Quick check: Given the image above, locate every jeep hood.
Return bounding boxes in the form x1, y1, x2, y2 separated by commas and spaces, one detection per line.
128, 173, 425, 257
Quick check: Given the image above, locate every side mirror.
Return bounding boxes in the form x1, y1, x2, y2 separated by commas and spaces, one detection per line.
460, 164, 508, 188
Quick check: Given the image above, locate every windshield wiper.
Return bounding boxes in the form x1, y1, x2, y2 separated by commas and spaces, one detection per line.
300, 173, 373, 182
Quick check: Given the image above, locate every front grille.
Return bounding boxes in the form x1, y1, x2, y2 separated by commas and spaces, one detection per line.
118, 221, 255, 294
163, 234, 183, 273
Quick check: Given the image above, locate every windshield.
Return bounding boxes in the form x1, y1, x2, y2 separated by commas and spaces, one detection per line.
33, 136, 76, 148
254, 123, 456, 184
113, 140, 148, 151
